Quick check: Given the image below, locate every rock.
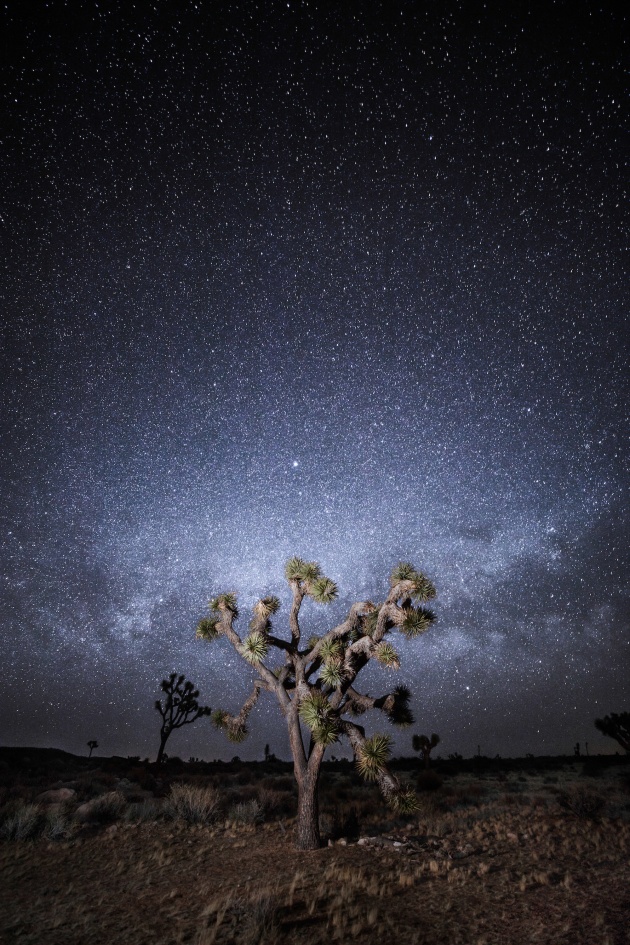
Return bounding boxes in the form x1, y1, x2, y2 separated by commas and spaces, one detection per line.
74, 791, 126, 823
36, 788, 77, 804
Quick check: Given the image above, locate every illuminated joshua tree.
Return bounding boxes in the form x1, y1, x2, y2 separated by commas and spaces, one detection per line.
195, 558, 437, 850
412, 732, 440, 768
595, 712, 630, 754
154, 673, 211, 763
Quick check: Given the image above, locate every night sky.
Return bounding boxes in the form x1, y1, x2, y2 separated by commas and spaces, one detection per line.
1, 1, 627, 763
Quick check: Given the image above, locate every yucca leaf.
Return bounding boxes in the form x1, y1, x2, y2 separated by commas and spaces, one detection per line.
209, 592, 239, 616
241, 631, 268, 664
195, 616, 221, 641
212, 709, 247, 743
389, 787, 419, 814
285, 557, 322, 582
409, 573, 437, 602
319, 660, 345, 688
254, 595, 281, 618
312, 720, 339, 746
319, 637, 344, 663
390, 562, 417, 585
401, 607, 436, 638
374, 642, 400, 670
298, 691, 331, 729
386, 685, 414, 727
356, 733, 392, 781
299, 691, 339, 743
308, 576, 338, 604
211, 709, 229, 729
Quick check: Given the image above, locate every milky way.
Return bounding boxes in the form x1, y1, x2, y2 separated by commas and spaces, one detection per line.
1, 2, 627, 761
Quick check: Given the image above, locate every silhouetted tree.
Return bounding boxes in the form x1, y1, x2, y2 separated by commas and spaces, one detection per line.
195, 558, 437, 849
155, 673, 211, 763
412, 732, 440, 768
594, 712, 630, 753
87, 740, 98, 758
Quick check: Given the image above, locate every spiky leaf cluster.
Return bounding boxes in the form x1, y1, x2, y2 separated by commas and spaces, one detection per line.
241, 631, 268, 665
319, 660, 345, 688
309, 576, 338, 604
409, 574, 437, 602
285, 557, 321, 582
319, 637, 344, 663
254, 596, 281, 619
195, 617, 221, 641
356, 733, 392, 781
209, 592, 239, 616
374, 641, 400, 670
390, 564, 436, 602
299, 691, 339, 746
211, 709, 247, 743
386, 686, 415, 728
401, 607, 436, 638
390, 562, 417, 583
389, 787, 419, 814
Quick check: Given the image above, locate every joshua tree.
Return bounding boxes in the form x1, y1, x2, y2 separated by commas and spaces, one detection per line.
195, 557, 437, 850
87, 739, 98, 758
594, 712, 630, 753
155, 673, 211, 763
412, 732, 440, 768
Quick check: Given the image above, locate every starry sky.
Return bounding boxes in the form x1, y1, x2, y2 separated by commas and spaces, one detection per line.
1, 1, 628, 763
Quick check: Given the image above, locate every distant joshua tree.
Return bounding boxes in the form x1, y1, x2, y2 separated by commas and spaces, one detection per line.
155, 673, 211, 764
87, 740, 98, 758
412, 732, 440, 768
195, 557, 437, 849
594, 712, 630, 754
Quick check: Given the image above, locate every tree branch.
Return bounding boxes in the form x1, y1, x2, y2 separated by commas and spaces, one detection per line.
289, 581, 305, 645
339, 719, 401, 803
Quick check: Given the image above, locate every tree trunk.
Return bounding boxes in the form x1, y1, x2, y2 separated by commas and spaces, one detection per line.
295, 772, 321, 850
156, 731, 169, 764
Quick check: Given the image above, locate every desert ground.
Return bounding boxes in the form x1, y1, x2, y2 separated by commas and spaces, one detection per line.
1, 747, 629, 945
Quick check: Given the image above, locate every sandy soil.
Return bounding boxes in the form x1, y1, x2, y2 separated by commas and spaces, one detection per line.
1, 752, 629, 945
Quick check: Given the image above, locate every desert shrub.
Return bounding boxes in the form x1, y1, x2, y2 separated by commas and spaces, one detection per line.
257, 787, 289, 817
417, 769, 443, 792
124, 799, 163, 823
43, 807, 77, 842
260, 776, 294, 792
166, 783, 221, 825
77, 791, 126, 824
1, 803, 42, 840
557, 785, 606, 819
228, 799, 264, 825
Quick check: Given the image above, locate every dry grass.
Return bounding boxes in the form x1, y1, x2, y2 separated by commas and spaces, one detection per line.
1, 752, 629, 944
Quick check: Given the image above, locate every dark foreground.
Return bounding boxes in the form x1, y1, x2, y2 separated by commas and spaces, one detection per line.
1, 749, 629, 944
